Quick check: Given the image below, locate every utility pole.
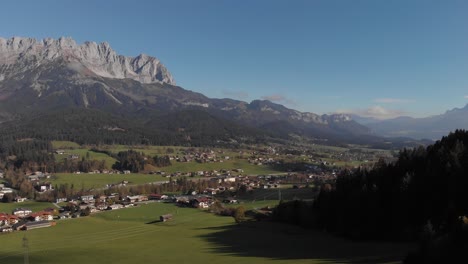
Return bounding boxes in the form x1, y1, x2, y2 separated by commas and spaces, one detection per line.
22, 235, 29, 264
278, 189, 282, 201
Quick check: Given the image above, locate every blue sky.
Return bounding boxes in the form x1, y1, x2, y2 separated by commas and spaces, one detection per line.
1, 0, 467, 119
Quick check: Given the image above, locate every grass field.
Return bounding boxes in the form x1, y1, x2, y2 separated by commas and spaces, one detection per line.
0, 201, 55, 214
53, 149, 118, 167
50, 142, 283, 175
0, 202, 411, 264
49, 173, 169, 189
165, 159, 281, 175
51, 141, 81, 149
237, 187, 316, 202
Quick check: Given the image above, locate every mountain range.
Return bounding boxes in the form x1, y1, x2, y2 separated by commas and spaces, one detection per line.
360, 104, 468, 140
0, 37, 436, 147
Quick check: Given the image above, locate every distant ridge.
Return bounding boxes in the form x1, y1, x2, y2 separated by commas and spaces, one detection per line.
0, 36, 422, 148
361, 104, 468, 140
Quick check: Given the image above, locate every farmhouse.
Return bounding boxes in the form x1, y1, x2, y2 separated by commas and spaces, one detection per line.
0, 213, 19, 225
81, 195, 95, 203
22, 220, 55, 231
27, 211, 53, 222
149, 193, 169, 200
190, 197, 212, 208
58, 212, 71, 219
107, 204, 123, 210
0, 226, 13, 232
12, 208, 33, 217
126, 195, 148, 203
55, 150, 66, 154
56, 197, 67, 203
14, 197, 27, 203
223, 197, 238, 204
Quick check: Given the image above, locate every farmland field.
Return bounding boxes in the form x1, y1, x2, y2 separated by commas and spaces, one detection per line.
0, 202, 412, 264
0, 201, 55, 213
50, 142, 284, 175
49, 173, 169, 189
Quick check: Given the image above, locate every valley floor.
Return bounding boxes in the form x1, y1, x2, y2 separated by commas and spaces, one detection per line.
0, 202, 412, 264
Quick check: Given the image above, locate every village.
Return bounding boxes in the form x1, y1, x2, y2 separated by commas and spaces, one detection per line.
0, 144, 382, 236
0, 166, 337, 234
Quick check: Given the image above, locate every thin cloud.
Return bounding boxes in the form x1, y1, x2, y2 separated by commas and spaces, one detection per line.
261, 94, 296, 106
337, 105, 406, 120
464, 95, 468, 99
222, 90, 249, 100
374, 98, 414, 104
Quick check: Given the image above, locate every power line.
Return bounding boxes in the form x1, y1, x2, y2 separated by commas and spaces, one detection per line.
22, 235, 29, 264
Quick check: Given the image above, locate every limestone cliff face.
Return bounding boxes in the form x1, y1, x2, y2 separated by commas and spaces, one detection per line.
0, 36, 175, 85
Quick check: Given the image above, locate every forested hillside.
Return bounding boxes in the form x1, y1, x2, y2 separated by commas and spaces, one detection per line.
275, 130, 468, 263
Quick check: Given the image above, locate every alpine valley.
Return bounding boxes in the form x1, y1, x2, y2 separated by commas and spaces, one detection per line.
0, 37, 422, 147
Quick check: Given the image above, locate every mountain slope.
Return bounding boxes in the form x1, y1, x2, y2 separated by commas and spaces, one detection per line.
0, 36, 174, 84
0, 36, 388, 147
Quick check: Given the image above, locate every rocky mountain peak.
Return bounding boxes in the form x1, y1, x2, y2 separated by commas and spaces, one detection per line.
0, 36, 175, 85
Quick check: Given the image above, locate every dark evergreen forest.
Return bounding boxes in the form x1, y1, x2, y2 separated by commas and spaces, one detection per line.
274, 130, 468, 263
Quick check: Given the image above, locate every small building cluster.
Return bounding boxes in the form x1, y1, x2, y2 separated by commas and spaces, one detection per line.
0, 207, 56, 233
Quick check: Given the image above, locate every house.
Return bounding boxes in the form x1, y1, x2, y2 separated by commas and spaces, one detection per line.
160, 214, 173, 222
22, 220, 55, 230
107, 204, 123, 210
203, 188, 217, 195
224, 177, 237, 182
12, 221, 27, 231
0, 213, 19, 225
190, 197, 212, 208
126, 195, 147, 203
123, 170, 131, 174
1, 187, 13, 194
27, 211, 53, 222
71, 213, 81, 218
81, 195, 95, 203
56, 197, 67, 203
96, 204, 108, 211
223, 197, 238, 204
36, 183, 54, 192
68, 154, 80, 160
12, 208, 33, 218
0, 226, 13, 233
28, 175, 40, 181
149, 194, 163, 200
14, 197, 27, 203
98, 195, 107, 202
58, 212, 71, 219
79, 203, 90, 210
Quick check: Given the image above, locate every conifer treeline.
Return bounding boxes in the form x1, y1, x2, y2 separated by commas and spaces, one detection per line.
313, 130, 468, 241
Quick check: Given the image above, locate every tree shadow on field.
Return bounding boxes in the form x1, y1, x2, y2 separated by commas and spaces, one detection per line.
198, 221, 412, 263
145, 219, 162, 224
0, 254, 48, 264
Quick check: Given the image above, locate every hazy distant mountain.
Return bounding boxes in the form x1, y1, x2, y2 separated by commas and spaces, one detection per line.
363, 105, 468, 140
346, 114, 383, 125
0, 36, 405, 147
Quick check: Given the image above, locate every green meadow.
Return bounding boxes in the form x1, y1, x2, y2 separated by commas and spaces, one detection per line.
53, 149, 118, 167
49, 173, 169, 190
50, 141, 284, 176
0, 202, 411, 264
0, 201, 55, 213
